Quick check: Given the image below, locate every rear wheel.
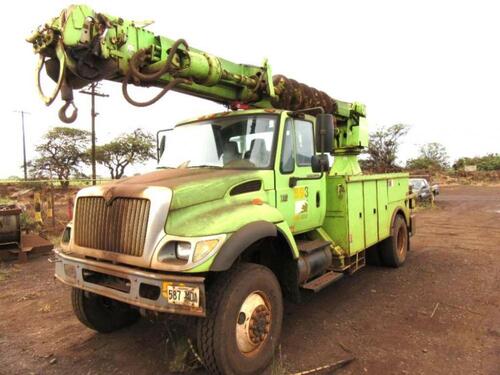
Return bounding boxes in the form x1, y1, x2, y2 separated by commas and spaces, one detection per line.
365, 244, 383, 266
379, 214, 409, 267
71, 288, 140, 333
197, 263, 283, 375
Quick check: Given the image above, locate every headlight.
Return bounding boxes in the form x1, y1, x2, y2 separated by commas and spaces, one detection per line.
158, 241, 191, 262
61, 226, 71, 244
176, 241, 192, 260
193, 239, 220, 262
60, 225, 72, 252
156, 235, 225, 268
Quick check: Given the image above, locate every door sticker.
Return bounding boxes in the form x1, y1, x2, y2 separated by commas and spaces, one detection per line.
295, 200, 308, 215
293, 186, 307, 199
293, 186, 308, 219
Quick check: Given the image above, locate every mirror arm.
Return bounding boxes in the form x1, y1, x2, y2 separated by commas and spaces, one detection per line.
156, 130, 161, 161
156, 128, 172, 161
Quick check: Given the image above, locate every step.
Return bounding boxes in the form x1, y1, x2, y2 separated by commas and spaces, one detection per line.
301, 271, 343, 292
296, 239, 331, 254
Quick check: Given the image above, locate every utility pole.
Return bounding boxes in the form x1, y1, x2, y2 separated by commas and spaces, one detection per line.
14, 110, 30, 180
79, 83, 109, 185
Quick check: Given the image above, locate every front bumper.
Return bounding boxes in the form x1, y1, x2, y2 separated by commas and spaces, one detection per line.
54, 249, 206, 317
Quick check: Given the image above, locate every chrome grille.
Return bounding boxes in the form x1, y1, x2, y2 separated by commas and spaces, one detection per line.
74, 197, 150, 257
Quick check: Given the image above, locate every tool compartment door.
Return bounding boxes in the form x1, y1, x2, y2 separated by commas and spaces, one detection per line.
363, 181, 378, 247
347, 182, 365, 253
377, 179, 390, 240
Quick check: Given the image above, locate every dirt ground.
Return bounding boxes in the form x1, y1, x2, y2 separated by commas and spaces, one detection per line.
0, 185, 499, 375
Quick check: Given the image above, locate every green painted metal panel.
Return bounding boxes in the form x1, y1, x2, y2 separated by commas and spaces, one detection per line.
388, 176, 408, 203
323, 176, 348, 251
363, 181, 378, 247
323, 173, 410, 257
377, 180, 390, 240
347, 182, 365, 253
166, 190, 283, 237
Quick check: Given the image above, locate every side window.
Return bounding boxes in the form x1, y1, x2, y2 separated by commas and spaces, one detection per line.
294, 119, 314, 166
280, 119, 294, 173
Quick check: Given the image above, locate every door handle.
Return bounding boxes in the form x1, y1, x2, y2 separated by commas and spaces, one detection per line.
316, 191, 320, 207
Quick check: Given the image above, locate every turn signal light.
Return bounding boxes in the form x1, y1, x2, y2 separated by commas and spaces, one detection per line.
193, 239, 219, 262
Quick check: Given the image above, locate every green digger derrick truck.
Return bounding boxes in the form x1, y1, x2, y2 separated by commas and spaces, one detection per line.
28, 5, 415, 374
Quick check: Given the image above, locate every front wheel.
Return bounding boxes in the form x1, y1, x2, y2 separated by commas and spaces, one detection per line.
197, 263, 283, 375
71, 288, 140, 333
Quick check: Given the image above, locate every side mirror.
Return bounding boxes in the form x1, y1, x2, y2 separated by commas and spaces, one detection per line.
311, 154, 330, 173
157, 135, 166, 161
315, 113, 334, 153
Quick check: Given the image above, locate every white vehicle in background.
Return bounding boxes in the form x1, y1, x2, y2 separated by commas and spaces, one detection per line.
409, 178, 439, 202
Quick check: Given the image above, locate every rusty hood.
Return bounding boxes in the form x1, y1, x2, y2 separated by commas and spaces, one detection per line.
103, 168, 265, 210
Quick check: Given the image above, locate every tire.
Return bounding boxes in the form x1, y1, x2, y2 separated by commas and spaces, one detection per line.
71, 288, 140, 333
379, 214, 409, 267
197, 263, 283, 375
365, 244, 382, 266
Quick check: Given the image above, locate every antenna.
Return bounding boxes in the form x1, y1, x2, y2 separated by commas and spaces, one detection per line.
14, 110, 31, 180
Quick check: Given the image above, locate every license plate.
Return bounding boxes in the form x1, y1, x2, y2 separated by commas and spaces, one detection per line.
162, 283, 200, 308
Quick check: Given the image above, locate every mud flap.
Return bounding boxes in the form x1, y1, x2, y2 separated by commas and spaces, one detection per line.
409, 214, 416, 237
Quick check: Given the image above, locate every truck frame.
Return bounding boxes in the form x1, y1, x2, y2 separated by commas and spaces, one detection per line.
28, 6, 415, 374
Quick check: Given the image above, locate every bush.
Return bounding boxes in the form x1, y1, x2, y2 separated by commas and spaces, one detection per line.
453, 153, 500, 171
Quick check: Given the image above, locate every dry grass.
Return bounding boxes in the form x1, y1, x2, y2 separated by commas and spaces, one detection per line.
271, 345, 288, 375
39, 303, 52, 313
0, 263, 11, 282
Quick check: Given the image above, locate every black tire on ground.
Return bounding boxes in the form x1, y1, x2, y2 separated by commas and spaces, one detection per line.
197, 263, 283, 375
379, 214, 409, 267
365, 244, 383, 266
71, 288, 140, 333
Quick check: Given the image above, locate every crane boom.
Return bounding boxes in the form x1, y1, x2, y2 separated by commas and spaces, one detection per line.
27, 4, 365, 124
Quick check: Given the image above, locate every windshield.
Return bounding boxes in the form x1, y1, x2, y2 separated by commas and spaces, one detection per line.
158, 115, 278, 169
410, 179, 425, 189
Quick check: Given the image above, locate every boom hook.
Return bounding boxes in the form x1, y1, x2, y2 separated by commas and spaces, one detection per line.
58, 101, 78, 124
58, 76, 78, 124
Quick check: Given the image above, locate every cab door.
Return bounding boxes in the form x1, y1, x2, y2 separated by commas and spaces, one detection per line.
275, 115, 326, 234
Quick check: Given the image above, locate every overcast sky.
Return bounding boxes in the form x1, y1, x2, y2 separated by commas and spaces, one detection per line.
2, 0, 499, 178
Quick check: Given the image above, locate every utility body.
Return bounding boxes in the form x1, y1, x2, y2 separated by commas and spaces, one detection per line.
28, 5, 416, 374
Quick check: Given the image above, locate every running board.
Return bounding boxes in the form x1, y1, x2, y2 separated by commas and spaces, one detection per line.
301, 271, 344, 292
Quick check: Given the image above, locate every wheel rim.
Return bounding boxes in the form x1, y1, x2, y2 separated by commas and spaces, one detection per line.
397, 225, 407, 256
235, 291, 271, 355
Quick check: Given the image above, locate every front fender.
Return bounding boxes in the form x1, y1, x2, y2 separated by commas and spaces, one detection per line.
210, 221, 277, 271
166, 194, 300, 273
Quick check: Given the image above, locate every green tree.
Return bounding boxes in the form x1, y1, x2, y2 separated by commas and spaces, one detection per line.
406, 142, 449, 171
453, 153, 500, 171
29, 127, 90, 187
95, 129, 155, 179
363, 124, 409, 172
